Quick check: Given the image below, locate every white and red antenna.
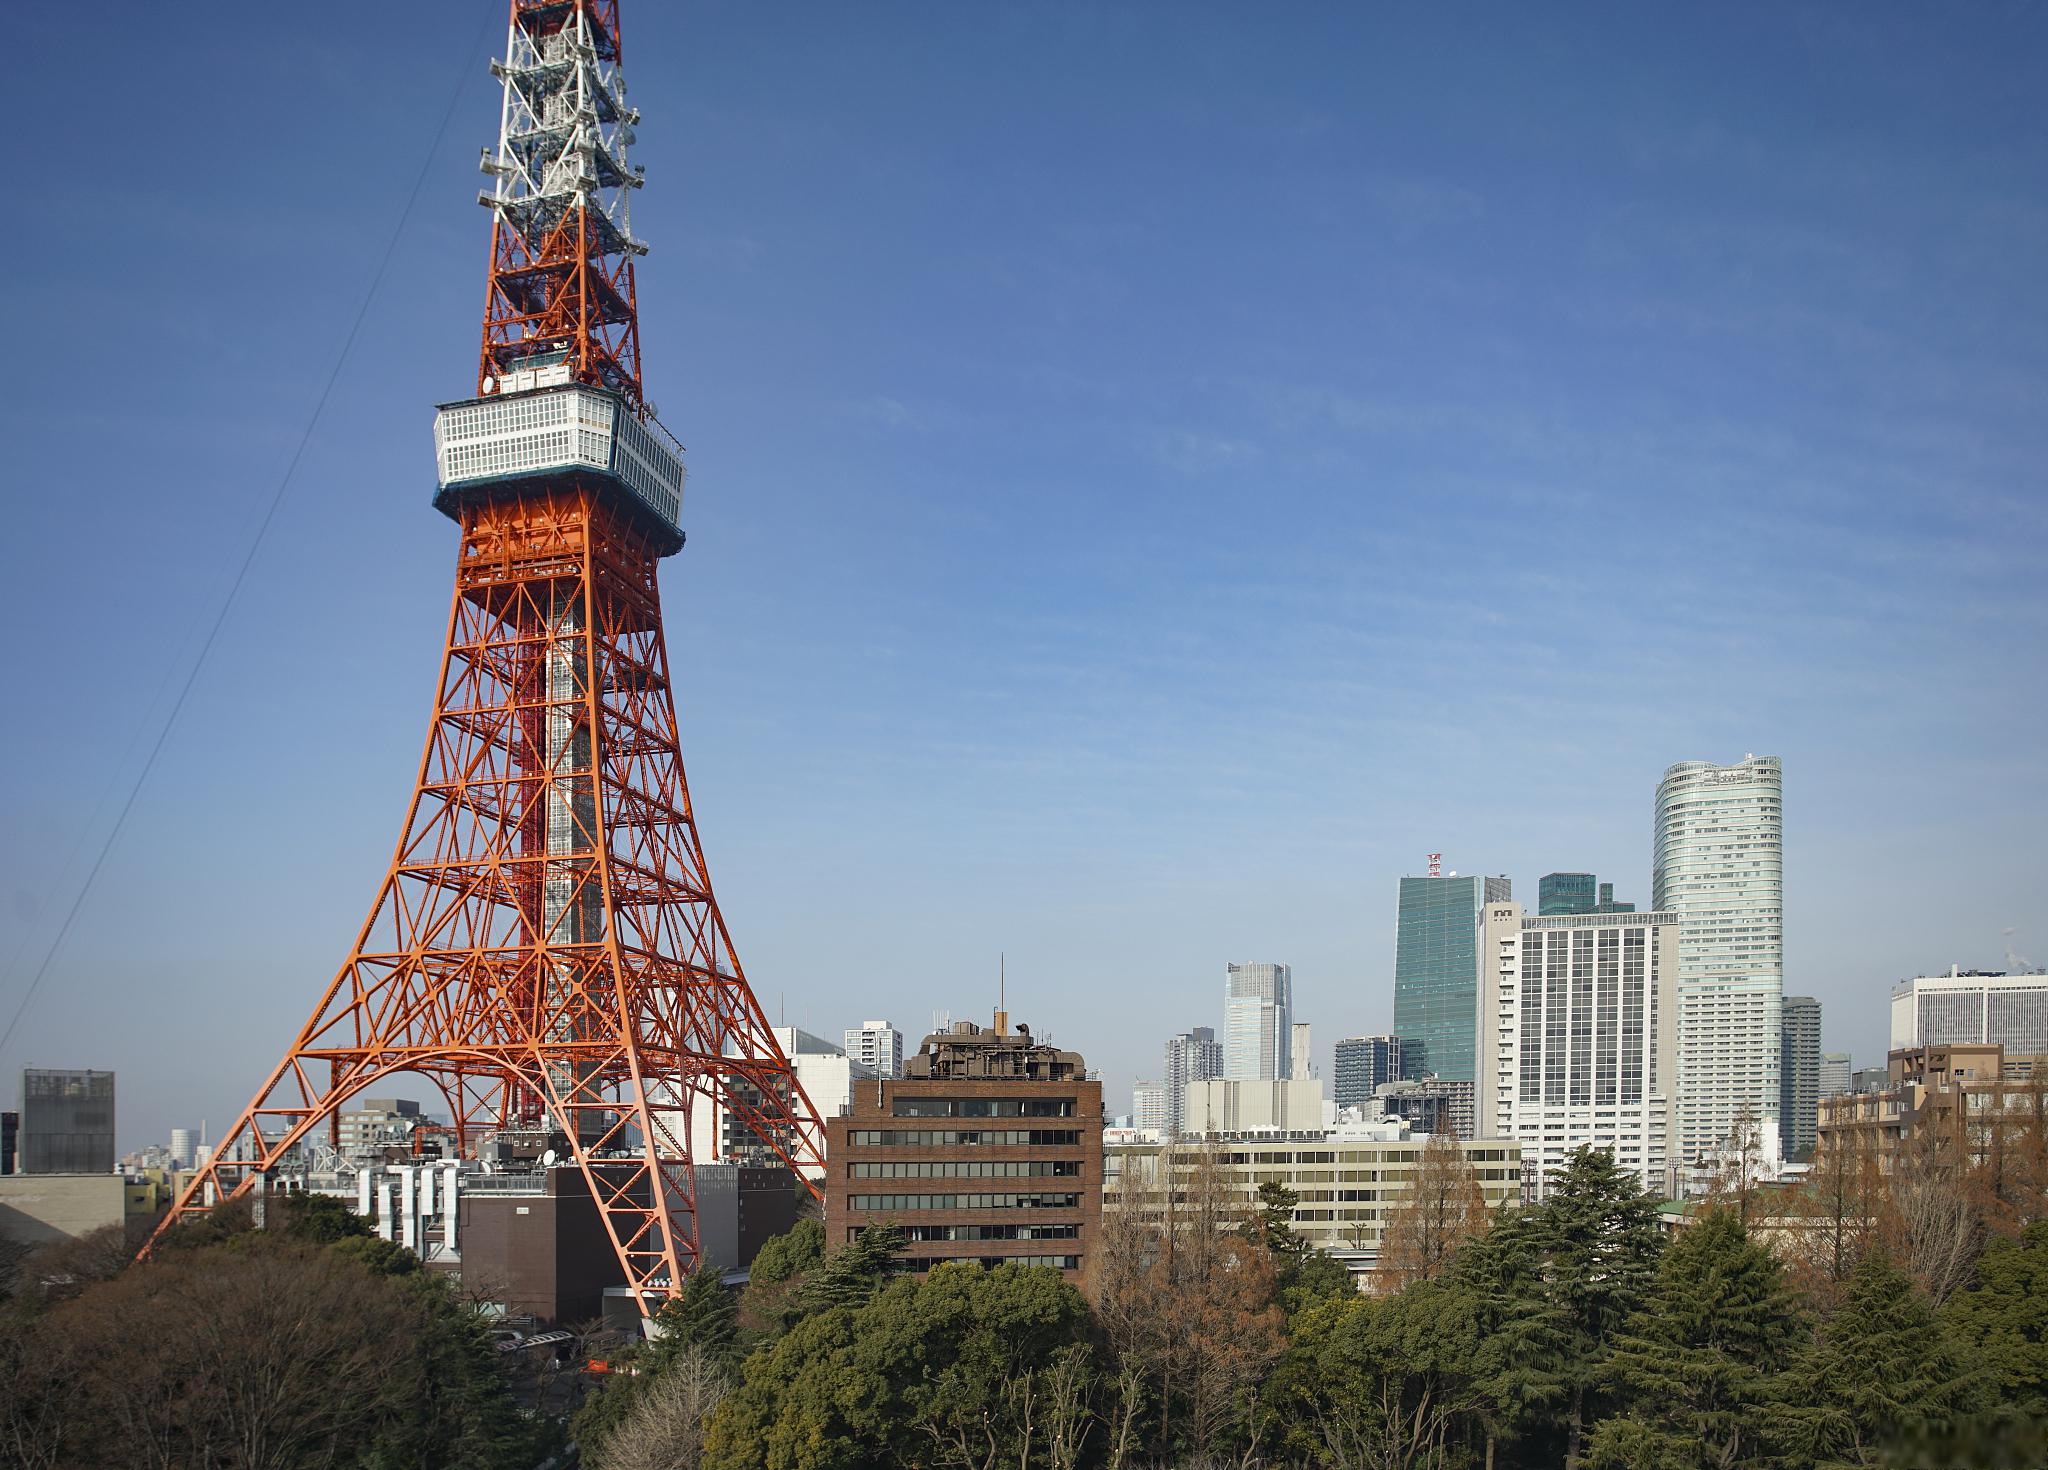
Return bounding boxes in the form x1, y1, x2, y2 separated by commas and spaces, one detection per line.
1427, 852, 1442, 878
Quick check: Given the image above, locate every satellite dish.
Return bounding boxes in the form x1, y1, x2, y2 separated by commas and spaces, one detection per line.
541, 1149, 558, 1168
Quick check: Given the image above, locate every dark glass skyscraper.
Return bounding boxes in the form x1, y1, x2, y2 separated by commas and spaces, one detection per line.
1393, 875, 1509, 1083
1332, 1034, 1403, 1111
1539, 872, 1636, 915
1538, 872, 1597, 916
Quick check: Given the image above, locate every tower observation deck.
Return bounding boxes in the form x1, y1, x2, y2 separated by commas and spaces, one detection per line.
437, 0, 684, 554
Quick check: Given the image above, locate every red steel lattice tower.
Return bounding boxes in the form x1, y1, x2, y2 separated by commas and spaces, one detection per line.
150, 0, 825, 1308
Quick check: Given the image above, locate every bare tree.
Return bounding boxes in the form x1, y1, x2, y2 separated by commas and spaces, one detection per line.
1092, 1144, 1283, 1466
1377, 1129, 1488, 1291
593, 1344, 731, 1470
1881, 1122, 1980, 1306
1778, 1129, 1883, 1310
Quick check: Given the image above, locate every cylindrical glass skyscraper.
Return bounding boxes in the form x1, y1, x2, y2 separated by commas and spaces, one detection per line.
1654, 755, 1784, 1171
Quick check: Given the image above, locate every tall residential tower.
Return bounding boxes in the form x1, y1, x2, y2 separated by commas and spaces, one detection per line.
1779, 995, 1821, 1161
1654, 756, 1784, 1170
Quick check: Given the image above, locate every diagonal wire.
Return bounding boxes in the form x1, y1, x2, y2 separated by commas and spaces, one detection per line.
0, 2, 500, 1064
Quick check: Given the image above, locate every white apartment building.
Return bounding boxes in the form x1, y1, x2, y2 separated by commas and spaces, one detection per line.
844, 1020, 904, 1080
1224, 963, 1294, 1080
1478, 902, 1678, 1199
1654, 755, 1784, 1171
1889, 967, 2048, 1061
1291, 1022, 1315, 1080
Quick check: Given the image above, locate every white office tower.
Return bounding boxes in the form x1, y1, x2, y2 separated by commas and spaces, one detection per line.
1291, 1022, 1315, 1080
1224, 963, 1294, 1081
1132, 1081, 1169, 1134
1162, 1026, 1224, 1138
1655, 755, 1785, 1173
843, 1020, 904, 1080
1479, 900, 1679, 1198
168, 1128, 197, 1169
1890, 967, 2048, 1058
1819, 1053, 1852, 1099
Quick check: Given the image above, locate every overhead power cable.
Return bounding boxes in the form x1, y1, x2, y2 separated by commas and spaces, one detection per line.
0, 3, 500, 1064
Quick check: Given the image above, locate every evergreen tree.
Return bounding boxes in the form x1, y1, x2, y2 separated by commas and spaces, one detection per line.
799, 1222, 903, 1316
1946, 1220, 2048, 1418
1449, 1207, 1565, 1470
651, 1267, 740, 1369
1586, 1209, 1804, 1470
1785, 1251, 1978, 1468
1528, 1146, 1665, 1468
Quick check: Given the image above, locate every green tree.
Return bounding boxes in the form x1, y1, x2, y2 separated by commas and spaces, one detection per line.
1248, 1179, 1305, 1259
1946, 1220, 2048, 1417
272, 1189, 377, 1244
1270, 1280, 1487, 1469
703, 1261, 1096, 1470
1528, 1147, 1666, 1468
1586, 1209, 1804, 1470
739, 1217, 827, 1341
654, 1267, 741, 1369
1281, 1247, 1356, 1316
798, 1222, 903, 1316
1784, 1252, 1978, 1468
1449, 1207, 1566, 1470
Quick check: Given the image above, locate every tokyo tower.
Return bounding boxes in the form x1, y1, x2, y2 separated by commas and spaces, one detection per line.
150, 0, 826, 1306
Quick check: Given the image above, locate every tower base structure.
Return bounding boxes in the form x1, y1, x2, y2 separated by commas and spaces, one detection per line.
152, 460, 822, 1309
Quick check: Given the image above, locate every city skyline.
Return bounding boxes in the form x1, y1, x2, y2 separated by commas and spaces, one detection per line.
3, 4, 2044, 1151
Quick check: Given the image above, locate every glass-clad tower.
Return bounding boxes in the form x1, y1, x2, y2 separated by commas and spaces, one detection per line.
1393, 875, 1510, 1083
1223, 965, 1292, 1080
1654, 755, 1784, 1168
1779, 995, 1821, 1161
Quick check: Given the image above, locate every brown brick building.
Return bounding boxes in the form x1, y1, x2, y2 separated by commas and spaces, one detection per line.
825, 1014, 1102, 1285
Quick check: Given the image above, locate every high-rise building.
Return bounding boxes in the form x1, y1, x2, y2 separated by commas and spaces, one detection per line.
682, 1027, 872, 1178
1819, 1053, 1852, 1099
1332, 1035, 1404, 1112
1538, 873, 1637, 915
1131, 1081, 1169, 1134
1372, 1077, 1477, 1139
825, 1015, 1102, 1284
1655, 755, 1784, 1169
1538, 873, 1596, 915
1290, 1022, 1314, 1080
1162, 1027, 1224, 1137
1780, 996, 1822, 1161
1223, 964, 1294, 1081
19, 1070, 115, 1175
1889, 968, 2048, 1059
1393, 875, 1510, 1083
1478, 901, 1679, 1197
844, 1020, 905, 1080
168, 1127, 197, 1170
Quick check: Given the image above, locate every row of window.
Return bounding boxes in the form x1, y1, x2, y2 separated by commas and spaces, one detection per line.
900, 1255, 1080, 1272
891, 1098, 1077, 1118
887, 1223, 1081, 1242
848, 1160, 1081, 1179
847, 1129, 1081, 1147
847, 1193, 1081, 1211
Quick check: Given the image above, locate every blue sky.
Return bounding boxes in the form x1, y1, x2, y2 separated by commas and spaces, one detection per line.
3, 3, 2044, 1147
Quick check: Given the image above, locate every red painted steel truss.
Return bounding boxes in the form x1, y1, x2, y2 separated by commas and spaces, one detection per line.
151, 489, 824, 1304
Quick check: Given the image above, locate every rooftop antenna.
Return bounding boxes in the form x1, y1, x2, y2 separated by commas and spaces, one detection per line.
1427, 852, 1442, 879
995, 953, 1009, 1036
